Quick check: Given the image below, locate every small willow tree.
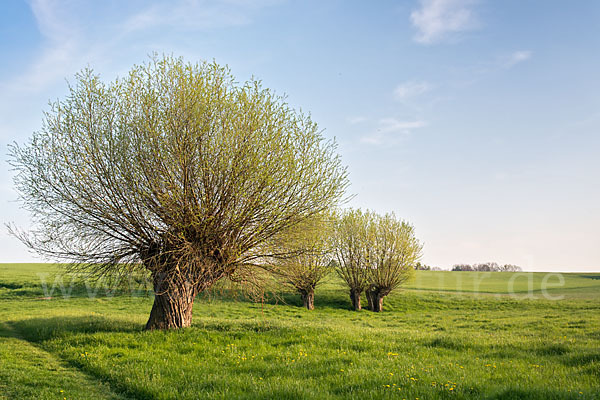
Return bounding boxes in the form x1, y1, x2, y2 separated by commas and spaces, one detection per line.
9, 55, 348, 329
266, 214, 333, 310
364, 213, 422, 312
333, 209, 422, 312
332, 209, 371, 310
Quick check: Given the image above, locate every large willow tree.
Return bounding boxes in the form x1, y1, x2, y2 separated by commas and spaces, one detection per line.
9, 56, 348, 329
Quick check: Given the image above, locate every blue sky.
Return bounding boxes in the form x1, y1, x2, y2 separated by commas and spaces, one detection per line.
1, 0, 599, 271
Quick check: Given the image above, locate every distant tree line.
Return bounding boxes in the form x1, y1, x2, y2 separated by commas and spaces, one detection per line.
413, 262, 443, 271
451, 262, 522, 272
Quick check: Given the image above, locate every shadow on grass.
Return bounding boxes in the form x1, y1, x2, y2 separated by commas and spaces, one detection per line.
201, 287, 355, 311
2, 316, 151, 399
561, 352, 600, 368
7, 314, 305, 342
579, 275, 600, 280
278, 291, 353, 311
536, 343, 570, 356
6, 315, 142, 343
490, 387, 588, 400
424, 335, 474, 351
3, 315, 318, 400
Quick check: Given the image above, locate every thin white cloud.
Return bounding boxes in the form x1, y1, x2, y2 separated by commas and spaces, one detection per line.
0, 0, 284, 145
348, 116, 367, 125
410, 0, 479, 44
360, 118, 427, 145
379, 118, 427, 132
503, 50, 532, 68
29, 0, 73, 41
122, 0, 282, 33
447, 50, 534, 88
10, 0, 282, 95
15, 0, 81, 92
394, 80, 432, 100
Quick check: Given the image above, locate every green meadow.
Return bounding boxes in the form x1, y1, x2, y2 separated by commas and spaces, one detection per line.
1, 263, 599, 399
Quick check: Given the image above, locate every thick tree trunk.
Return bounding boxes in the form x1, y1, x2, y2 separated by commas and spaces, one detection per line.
300, 289, 315, 310
349, 289, 362, 311
366, 289, 384, 312
371, 294, 384, 312
145, 272, 198, 330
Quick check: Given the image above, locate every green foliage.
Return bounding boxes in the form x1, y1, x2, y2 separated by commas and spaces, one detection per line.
9, 54, 348, 279
333, 209, 422, 311
364, 212, 421, 293
265, 214, 334, 308
9, 55, 348, 328
332, 209, 372, 294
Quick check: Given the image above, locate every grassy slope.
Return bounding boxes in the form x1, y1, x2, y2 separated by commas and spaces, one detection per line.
1, 263, 599, 400
405, 271, 600, 297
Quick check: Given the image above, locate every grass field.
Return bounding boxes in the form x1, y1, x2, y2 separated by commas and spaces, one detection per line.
1, 263, 599, 399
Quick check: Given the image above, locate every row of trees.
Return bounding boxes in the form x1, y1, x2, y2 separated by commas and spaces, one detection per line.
9, 55, 420, 329
414, 262, 444, 271
451, 262, 522, 272
267, 210, 422, 312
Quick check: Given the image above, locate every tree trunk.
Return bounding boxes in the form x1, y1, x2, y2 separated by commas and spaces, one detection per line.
145, 272, 198, 330
300, 289, 315, 310
349, 289, 362, 311
366, 289, 384, 312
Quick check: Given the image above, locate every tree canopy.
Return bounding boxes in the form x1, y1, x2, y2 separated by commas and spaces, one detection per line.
265, 213, 334, 310
10, 55, 348, 329
333, 209, 421, 312
364, 212, 421, 312
332, 209, 372, 310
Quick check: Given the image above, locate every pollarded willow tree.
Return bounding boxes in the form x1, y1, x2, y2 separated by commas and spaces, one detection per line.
333, 209, 422, 312
332, 209, 372, 311
265, 214, 334, 310
9, 55, 348, 330
364, 213, 421, 312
